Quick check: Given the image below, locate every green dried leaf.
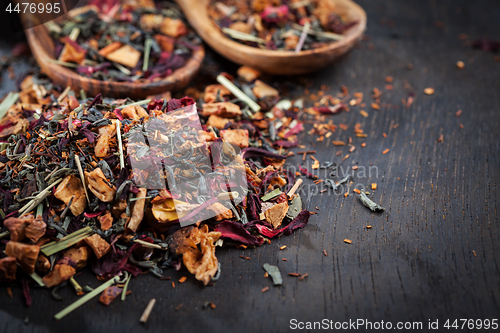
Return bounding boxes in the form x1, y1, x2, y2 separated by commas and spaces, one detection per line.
359, 192, 385, 212
263, 263, 282, 286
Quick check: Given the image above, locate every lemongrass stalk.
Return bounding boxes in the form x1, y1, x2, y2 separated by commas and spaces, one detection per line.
54, 276, 119, 320
216, 75, 260, 112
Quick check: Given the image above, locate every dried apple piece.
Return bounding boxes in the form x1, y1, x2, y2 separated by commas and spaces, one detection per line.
5, 241, 40, 274
85, 168, 116, 202
106, 45, 141, 68
42, 264, 76, 288
202, 102, 242, 117
84, 234, 111, 259
54, 175, 87, 216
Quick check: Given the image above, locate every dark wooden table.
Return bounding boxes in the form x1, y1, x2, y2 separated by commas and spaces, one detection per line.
1, 0, 499, 332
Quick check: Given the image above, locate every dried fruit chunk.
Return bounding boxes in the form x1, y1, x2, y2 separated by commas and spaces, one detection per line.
160, 17, 188, 37
140, 14, 163, 31
229, 21, 252, 34
237, 66, 261, 82
63, 246, 90, 270
99, 286, 123, 305
264, 202, 289, 229
5, 241, 40, 274
24, 216, 47, 243
182, 225, 221, 285
127, 188, 148, 232
106, 45, 141, 68
42, 264, 76, 288
60, 39, 86, 64
121, 105, 149, 120
220, 129, 249, 148
85, 168, 116, 202
202, 102, 242, 117
4, 214, 35, 242
252, 80, 279, 99
207, 202, 234, 221
98, 42, 123, 57
98, 212, 114, 231
0, 257, 17, 283
84, 234, 111, 259
204, 84, 231, 103
54, 175, 87, 215
154, 34, 175, 52
206, 115, 230, 129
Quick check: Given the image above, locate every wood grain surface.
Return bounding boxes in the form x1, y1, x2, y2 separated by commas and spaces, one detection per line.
0, 0, 499, 332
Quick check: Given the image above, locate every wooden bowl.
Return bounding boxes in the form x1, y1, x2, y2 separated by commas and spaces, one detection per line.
176, 0, 366, 75
25, 23, 205, 99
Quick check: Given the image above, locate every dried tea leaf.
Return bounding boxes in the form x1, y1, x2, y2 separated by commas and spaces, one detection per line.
286, 195, 302, 220
263, 263, 282, 286
359, 192, 385, 212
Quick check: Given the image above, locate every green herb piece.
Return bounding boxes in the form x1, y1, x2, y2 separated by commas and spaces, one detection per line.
286, 195, 302, 220
46, 59, 79, 68
262, 188, 282, 201
0, 92, 19, 121
41, 226, 94, 256
29, 271, 46, 287
222, 27, 266, 44
115, 99, 151, 109
0, 230, 10, 239
115, 120, 125, 170
54, 276, 119, 320
80, 89, 87, 100
216, 75, 260, 112
143, 38, 153, 72
359, 192, 385, 212
69, 277, 83, 295
263, 263, 283, 286
121, 274, 132, 301
18, 178, 63, 215
292, 23, 344, 41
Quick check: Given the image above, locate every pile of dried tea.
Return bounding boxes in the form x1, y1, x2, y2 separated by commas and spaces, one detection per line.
0, 69, 313, 318
208, 0, 358, 51
46, 0, 201, 82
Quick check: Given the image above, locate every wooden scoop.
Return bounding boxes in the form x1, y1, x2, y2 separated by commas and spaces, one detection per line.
176, 0, 366, 75
25, 15, 204, 99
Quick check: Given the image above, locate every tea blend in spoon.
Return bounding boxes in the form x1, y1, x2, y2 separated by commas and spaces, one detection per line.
208, 0, 358, 51
47, 0, 201, 82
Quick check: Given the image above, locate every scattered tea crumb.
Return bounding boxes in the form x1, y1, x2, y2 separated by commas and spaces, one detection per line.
344, 239, 352, 244
459, 124, 464, 129
455, 110, 462, 117
367, 225, 372, 229
288, 273, 301, 277
473, 250, 477, 257
382, 149, 390, 154
6, 287, 12, 298
140, 298, 156, 324
371, 183, 377, 190
179, 276, 187, 283
261, 287, 269, 293
323, 250, 328, 256
360, 110, 369, 117
299, 273, 308, 280
264, 272, 268, 278
282, 258, 287, 261
424, 87, 435, 95
172, 282, 175, 288
175, 304, 183, 311
383, 133, 387, 138
361, 143, 367, 147
437, 134, 444, 142
456, 61, 465, 69
240, 255, 250, 260
280, 245, 287, 250
353, 189, 361, 194
209, 302, 217, 309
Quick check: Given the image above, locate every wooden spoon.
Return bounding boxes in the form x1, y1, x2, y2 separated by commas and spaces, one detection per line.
176, 0, 366, 75
25, 21, 204, 99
